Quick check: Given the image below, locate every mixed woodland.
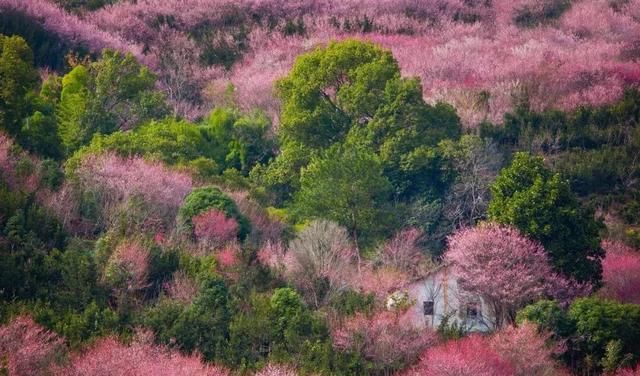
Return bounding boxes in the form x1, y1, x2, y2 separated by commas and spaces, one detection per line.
1, 0, 640, 375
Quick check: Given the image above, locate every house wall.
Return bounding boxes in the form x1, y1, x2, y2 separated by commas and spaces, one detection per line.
402, 267, 494, 332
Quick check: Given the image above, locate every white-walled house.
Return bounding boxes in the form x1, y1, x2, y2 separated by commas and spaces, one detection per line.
389, 265, 494, 332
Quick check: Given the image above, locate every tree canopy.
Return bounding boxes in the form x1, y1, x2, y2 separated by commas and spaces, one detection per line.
488, 152, 604, 285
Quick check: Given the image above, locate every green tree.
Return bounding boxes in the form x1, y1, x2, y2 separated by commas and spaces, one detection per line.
516, 300, 575, 338
57, 50, 168, 155
201, 108, 275, 174
172, 278, 231, 361
277, 39, 399, 150
225, 289, 335, 372
143, 276, 232, 362
362, 78, 461, 198
488, 152, 603, 284
294, 146, 393, 247
267, 39, 461, 202
0, 34, 38, 136
569, 298, 640, 363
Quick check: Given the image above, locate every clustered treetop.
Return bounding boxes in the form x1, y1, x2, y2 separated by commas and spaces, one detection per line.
488, 152, 604, 285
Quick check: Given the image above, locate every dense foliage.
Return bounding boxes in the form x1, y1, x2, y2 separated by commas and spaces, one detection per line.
0, 2, 639, 373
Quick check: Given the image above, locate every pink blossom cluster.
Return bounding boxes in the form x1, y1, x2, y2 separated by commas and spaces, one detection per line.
215, 242, 242, 268
616, 367, 640, 376
380, 227, 426, 277
62, 330, 230, 376
404, 323, 563, 376
13, 0, 639, 126
0, 316, 65, 376
600, 240, 640, 304
73, 152, 193, 230
332, 311, 437, 369
224, 0, 640, 126
192, 208, 239, 247
227, 191, 285, 246
351, 266, 413, 302
257, 234, 415, 303
0, 0, 149, 65
105, 241, 151, 293
257, 239, 291, 271
445, 224, 589, 326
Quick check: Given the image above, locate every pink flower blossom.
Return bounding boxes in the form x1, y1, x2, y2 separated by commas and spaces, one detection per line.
332, 311, 436, 370
405, 334, 515, 376
192, 208, 239, 247
105, 241, 151, 293
445, 223, 587, 327
61, 330, 230, 376
216, 243, 241, 268
405, 323, 564, 376
380, 228, 426, 277
600, 240, 640, 304
0, 316, 65, 376
73, 152, 193, 232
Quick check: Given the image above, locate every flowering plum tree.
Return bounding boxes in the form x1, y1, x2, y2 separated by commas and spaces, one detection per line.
600, 240, 640, 304
62, 331, 230, 376
192, 208, 239, 248
405, 323, 563, 376
379, 227, 426, 277
445, 223, 587, 327
489, 323, 564, 376
0, 316, 65, 376
103, 241, 151, 309
332, 311, 436, 372
406, 335, 514, 376
73, 152, 193, 232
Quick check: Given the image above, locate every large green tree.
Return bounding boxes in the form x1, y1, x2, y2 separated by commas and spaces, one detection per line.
294, 146, 393, 247
488, 152, 603, 284
0, 35, 38, 136
57, 50, 168, 155
260, 39, 460, 202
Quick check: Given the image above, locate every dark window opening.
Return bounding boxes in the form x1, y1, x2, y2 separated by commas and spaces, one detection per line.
423, 300, 434, 315
466, 302, 480, 319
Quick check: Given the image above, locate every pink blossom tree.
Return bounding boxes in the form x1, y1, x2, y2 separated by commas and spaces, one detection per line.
352, 266, 412, 302
0, 0, 147, 64
0, 132, 40, 193
332, 311, 436, 372
72, 152, 193, 233
103, 241, 151, 310
600, 240, 640, 304
286, 220, 356, 308
215, 243, 241, 269
615, 367, 640, 376
405, 334, 515, 376
61, 330, 230, 376
0, 316, 65, 376
227, 191, 285, 247
164, 271, 199, 304
192, 208, 239, 248
405, 323, 564, 376
489, 323, 565, 376
445, 223, 587, 327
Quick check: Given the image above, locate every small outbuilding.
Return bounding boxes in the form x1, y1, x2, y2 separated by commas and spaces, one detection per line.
389, 265, 494, 332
